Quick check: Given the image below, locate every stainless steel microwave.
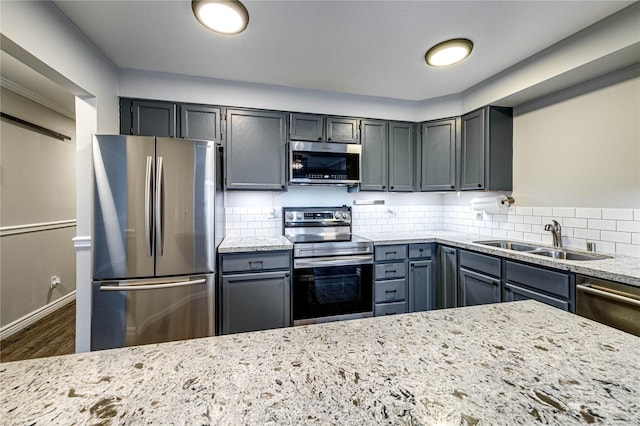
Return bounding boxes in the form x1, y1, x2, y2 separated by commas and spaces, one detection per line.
289, 141, 361, 185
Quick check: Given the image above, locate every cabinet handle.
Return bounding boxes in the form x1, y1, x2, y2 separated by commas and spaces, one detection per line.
385, 270, 397, 274
248, 260, 264, 269
419, 248, 424, 252
317, 137, 322, 141
390, 186, 394, 190
382, 186, 386, 189
451, 185, 455, 189
477, 183, 482, 188
385, 251, 397, 256
328, 137, 332, 141
385, 290, 397, 294
285, 273, 290, 278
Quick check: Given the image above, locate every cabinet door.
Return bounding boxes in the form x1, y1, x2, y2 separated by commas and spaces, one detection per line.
504, 282, 569, 311
225, 109, 287, 190
460, 108, 485, 190
458, 267, 501, 306
221, 270, 290, 334
421, 118, 457, 191
360, 120, 388, 191
437, 246, 458, 309
131, 99, 176, 137
388, 122, 415, 192
290, 113, 324, 141
409, 260, 433, 312
179, 104, 220, 141
326, 117, 360, 143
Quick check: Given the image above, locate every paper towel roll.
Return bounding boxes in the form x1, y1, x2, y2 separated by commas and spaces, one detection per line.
470, 195, 510, 213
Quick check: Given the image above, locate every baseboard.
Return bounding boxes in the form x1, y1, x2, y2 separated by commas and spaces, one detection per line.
0, 291, 76, 341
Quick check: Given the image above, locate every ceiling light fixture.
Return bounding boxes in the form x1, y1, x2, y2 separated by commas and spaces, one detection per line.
425, 38, 473, 67
192, 0, 249, 35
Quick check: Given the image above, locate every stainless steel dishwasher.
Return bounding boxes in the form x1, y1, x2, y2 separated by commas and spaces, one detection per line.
576, 275, 640, 337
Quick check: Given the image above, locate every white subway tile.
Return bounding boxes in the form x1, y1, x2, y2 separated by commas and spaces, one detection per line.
587, 219, 616, 231
500, 222, 515, 231
532, 207, 552, 216
492, 229, 507, 238
617, 221, 640, 233
562, 218, 587, 228
225, 229, 240, 238
600, 231, 632, 244
523, 233, 542, 243
507, 215, 524, 224
523, 216, 542, 225
633, 233, 640, 245
602, 208, 633, 221
240, 228, 256, 237
634, 209, 640, 220
575, 208, 601, 219
514, 223, 532, 233
515, 207, 532, 216
233, 207, 248, 215
552, 207, 575, 218
595, 241, 616, 254
616, 243, 640, 257
574, 228, 600, 240
507, 231, 524, 240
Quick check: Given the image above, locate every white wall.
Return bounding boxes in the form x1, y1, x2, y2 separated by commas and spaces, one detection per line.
0, 88, 77, 327
1, 0, 118, 352
512, 72, 640, 208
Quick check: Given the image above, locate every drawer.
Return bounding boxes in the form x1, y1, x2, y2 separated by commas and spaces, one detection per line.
505, 261, 571, 299
409, 243, 432, 259
220, 251, 291, 273
375, 301, 407, 316
504, 282, 569, 311
375, 262, 406, 280
375, 279, 406, 303
375, 244, 407, 262
459, 250, 501, 278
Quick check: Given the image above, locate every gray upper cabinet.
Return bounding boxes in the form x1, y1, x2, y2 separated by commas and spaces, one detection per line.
361, 120, 415, 192
460, 106, 513, 191
225, 109, 288, 190
290, 113, 359, 143
179, 104, 220, 141
360, 120, 388, 191
121, 99, 177, 137
420, 118, 458, 191
388, 122, 415, 192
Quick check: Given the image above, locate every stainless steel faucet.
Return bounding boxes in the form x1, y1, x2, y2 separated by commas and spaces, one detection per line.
544, 220, 562, 248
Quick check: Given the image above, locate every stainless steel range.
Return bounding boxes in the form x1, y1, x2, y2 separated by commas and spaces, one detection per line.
284, 206, 373, 325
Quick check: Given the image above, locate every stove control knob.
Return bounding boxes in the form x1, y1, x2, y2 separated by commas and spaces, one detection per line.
334, 211, 343, 220
343, 211, 350, 220
286, 213, 294, 221
296, 213, 303, 220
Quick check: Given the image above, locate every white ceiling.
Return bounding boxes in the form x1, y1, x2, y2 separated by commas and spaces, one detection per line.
52, 0, 634, 102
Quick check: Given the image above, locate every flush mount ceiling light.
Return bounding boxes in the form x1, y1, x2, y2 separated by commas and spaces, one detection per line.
425, 38, 474, 67
192, 0, 249, 35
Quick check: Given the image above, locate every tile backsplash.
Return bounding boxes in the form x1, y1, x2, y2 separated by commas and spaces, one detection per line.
225, 205, 640, 257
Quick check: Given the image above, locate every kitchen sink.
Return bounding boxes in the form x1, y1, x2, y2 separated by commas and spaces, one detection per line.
531, 249, 612, 261
473, 240, 612, 261
474, 240, 541, 251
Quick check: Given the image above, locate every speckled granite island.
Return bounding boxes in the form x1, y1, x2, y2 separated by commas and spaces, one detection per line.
2, 301, 639, 425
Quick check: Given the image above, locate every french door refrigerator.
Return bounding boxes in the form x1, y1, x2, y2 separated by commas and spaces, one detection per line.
91, 135, 224, 350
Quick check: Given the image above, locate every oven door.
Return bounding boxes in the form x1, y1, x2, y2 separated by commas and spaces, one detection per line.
293, 255, 373, 325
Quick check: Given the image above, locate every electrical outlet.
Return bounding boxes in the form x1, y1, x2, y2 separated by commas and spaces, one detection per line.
50, 275, 61, 289
476, 212, 483, 220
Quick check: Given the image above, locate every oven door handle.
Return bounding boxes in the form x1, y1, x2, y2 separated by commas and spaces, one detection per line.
294, 255, 373, 269
577, 284, 640, 308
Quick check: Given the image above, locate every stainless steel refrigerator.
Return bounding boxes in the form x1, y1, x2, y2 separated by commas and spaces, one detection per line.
91, 135, 224, 350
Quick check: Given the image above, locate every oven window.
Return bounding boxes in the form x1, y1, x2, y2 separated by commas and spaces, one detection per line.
293, 264, 373, 320
291, 152, 359, 181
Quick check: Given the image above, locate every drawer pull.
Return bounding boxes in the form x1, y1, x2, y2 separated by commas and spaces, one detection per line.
385, 270, 397, 274
385, 290, 397, 294
248, 260, 264, 269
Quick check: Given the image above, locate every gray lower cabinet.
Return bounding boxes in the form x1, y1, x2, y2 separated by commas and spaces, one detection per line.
436, 246, 458, 309
460, 106, 513, 191
374, 244, 408, 315
219, 251, 291, 334
419, 118, 458, 191
225, 109, 288, 190
503, 260, 574, 312
458, 250, 502, 307
408, 243, 434, 312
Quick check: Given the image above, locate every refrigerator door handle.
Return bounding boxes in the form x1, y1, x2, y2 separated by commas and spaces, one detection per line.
100, 278, 206, 292
144, 155, 154, 257
155, 156, 164, 256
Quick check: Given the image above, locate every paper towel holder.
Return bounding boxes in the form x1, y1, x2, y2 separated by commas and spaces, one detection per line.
503, 197, 515, 206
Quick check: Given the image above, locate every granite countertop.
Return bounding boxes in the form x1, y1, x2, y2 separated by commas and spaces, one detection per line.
218, 236, 293, 253
2, 301, 639, 424
357, 231, 640, 287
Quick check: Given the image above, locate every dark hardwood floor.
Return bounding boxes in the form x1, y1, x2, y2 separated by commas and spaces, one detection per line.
0, 301, 76, 363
